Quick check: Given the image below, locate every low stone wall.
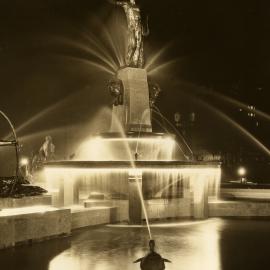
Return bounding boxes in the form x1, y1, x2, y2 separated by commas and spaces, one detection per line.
209, 201, 270, 217
71, 207, 118, 230
83, 200, 129, 222
221, 188, 270, 200
145, 198, 192, 220
111, 200, 129, 222
3, 198, 270, 250
81, 198, 193, 222
0, 207, 71, 249
0, 195, 52, 209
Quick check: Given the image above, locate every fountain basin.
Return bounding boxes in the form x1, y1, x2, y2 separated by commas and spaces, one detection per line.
75, 133, 179, 161
44, 161, 221, 222
44, 160, 220, 169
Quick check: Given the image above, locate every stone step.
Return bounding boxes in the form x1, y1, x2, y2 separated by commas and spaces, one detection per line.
84, 200, 112, 208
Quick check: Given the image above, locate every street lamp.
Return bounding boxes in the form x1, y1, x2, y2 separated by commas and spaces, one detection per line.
20, 158, 29, 166
237, 166, 246, 183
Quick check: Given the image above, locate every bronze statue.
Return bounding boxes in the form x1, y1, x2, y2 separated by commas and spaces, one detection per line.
108, 0, 149, 68
149, 82, 161, 108
108, 78, 124, 105
39, 136, 55, 161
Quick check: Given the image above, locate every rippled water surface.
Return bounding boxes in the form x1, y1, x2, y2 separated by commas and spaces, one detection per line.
1, 218, 270, 270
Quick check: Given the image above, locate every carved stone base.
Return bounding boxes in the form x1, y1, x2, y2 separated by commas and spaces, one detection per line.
110, 67, 152, 133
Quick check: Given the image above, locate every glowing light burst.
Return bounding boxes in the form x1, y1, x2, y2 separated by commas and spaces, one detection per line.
0, 206, 56, 217
107, 219, 217, 228
75, 135, 176, 161
237, 167, 246, 176
90, 136, 174, 142
20, 157, 29, 166
44, 167, 220, 174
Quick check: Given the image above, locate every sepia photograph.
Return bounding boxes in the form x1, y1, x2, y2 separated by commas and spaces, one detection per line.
0, 1, 269, 269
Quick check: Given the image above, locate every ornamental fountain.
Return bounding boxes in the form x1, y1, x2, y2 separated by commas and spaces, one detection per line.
44, 0, 221, 230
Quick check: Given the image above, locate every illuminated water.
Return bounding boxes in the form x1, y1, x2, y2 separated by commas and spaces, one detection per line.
1, 218, 270, 270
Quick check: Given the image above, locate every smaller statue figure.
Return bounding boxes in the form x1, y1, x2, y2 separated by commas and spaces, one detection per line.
108, 0, 149, 68
133, 240, 171, 270
149, 82, 161, 108
39, 136, 55, 161
108, 78, 124, 106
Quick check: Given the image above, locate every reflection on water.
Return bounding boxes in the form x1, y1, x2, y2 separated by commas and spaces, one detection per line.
1, 218, 270, 270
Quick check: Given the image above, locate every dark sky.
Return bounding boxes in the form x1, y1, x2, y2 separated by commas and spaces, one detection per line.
0, 0, 269, 156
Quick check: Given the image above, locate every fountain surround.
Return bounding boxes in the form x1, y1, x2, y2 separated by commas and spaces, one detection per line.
44, 67, 221, 225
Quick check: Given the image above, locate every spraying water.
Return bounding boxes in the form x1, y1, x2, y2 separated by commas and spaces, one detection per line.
103, 108, 153, 239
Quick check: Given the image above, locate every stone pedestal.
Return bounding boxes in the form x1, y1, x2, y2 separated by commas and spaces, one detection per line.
111, 67, 152, 133
54, 175, 79, 207
128, 171, 142, 224
193, 175, 209, 219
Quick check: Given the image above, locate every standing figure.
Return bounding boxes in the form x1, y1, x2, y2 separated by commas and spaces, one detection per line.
40, 136, 55, 161
108, 0, 149, 68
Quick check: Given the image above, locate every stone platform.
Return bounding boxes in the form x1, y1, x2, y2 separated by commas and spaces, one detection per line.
0, 206, 71, 249
71, 206, 118, 230
221, 188, 270, 201
0, 195, 51, 209
209, 200, 270, 217
145, 198, 192, 220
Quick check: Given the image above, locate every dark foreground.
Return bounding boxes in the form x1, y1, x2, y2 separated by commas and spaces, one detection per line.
0, 218, 270, 270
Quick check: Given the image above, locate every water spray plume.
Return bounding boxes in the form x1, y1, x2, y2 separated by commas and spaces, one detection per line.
174, 80, 270, 123
57, 54, 115, 75
91, 16, 123, 67
152, 116, 170, 134
52, 37, 118, 71
148, 59, 180, 76
145, 42, 173, 71
79, 27, 119, 68
108, 111, 153, 239
4, 87, 96, 140
194, 97, 270, 157
203, 87, 270, 122
74, 107, 153, 238
152, 106, 193, 159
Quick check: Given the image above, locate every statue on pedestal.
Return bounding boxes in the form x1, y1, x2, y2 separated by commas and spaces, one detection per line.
108, 0, 149, 68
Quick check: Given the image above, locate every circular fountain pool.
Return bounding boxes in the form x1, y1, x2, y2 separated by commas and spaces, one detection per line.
1, 218, 270, 270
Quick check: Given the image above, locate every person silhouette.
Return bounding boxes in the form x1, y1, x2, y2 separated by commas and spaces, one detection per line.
133, 240, 171, 270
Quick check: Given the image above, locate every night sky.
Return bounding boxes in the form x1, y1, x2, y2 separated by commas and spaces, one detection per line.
0, 0, 269, 161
